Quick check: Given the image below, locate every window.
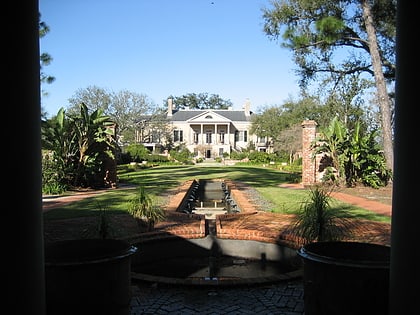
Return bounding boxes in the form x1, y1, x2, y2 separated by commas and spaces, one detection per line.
193, 132, 199, 144
206, 131, 212, 144
174, 130, 183, 142
257, 136, 266, 143
236, 130, 247, 142
219, 131, 225, 144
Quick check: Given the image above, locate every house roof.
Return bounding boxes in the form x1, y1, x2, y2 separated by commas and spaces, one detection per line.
171, 109, 253, 122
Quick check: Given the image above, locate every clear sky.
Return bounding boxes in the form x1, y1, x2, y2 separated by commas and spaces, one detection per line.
39, 0, 301, 117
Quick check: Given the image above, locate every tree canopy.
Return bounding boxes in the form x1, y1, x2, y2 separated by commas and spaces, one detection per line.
262, 0, 395, 171
67, 85, 161, 145
169, 92, 233, 110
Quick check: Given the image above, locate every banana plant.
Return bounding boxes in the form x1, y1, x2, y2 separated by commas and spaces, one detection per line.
71, 102, 116, 187
311, 116, 348, 183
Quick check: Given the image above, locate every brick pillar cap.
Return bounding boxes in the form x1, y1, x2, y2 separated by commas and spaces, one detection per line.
301, 120, 317, 127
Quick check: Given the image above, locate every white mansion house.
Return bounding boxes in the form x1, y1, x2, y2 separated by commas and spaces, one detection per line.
165, 98, 270, 159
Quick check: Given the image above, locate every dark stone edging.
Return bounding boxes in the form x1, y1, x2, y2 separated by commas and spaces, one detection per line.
131, 268, 303, 287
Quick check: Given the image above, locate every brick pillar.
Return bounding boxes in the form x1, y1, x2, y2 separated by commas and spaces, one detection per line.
301, 120, 317, 186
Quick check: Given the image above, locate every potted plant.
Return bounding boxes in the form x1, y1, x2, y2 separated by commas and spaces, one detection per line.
292, 184, 353, 245
45, 201, 138, 314
80, 203, 118, 239
294, 184, 390, 315
128, 185, 165, 231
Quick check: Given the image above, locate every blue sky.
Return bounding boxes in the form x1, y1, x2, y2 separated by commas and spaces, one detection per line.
39, 0, 301, 117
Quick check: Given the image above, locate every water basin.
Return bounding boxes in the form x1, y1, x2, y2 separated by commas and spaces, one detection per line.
131, 236, 302, 286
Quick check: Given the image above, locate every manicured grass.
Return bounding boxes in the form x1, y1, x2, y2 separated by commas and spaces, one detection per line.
44, 164, 391, 223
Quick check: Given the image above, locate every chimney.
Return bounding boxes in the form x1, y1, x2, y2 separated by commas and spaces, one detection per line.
167, 98, 173, 117
243, 98, 251, 116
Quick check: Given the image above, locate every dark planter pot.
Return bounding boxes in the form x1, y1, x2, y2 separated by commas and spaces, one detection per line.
45, 239, 137, 315
297, 241, 390, 315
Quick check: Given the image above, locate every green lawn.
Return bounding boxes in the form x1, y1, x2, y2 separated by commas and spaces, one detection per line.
44, 164, 391, 224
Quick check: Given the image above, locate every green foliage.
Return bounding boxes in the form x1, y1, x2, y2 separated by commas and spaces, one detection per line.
39, 15, 55, 98
262, 0, 395, 83
247, 151, 273, 164
313, 117, 392, 188
170, 92, 233, 110
41, 103, 116, 189
169, 145, 194, 164
345, 126, 392, 188
125, 143, 150, 162
145, 154, 169, 163
42, 181, 68, 196
262, 0, 395, 172
128, 186, 165, 231
229, 151, 280, 165
292, 185, 353, 245
315, 16, 345, 44
320, 166, 337, 183
230, 151, 248, 160
81, 203, 117, 239
41, 150, 68, 195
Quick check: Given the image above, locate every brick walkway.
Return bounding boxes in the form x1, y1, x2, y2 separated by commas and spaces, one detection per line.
331, 191, 391, 216
278, 183, 392, 216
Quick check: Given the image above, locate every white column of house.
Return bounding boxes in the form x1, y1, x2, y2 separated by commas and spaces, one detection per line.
200, 124, 204, 144
215, 123, 218, 144
227, 123, 230, 144
187, 123, 190, 144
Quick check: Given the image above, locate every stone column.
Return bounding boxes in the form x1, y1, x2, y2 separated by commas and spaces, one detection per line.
301, 120, 317, 186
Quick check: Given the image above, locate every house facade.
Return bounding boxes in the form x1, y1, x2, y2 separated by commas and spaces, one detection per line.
166, 98, 270, 159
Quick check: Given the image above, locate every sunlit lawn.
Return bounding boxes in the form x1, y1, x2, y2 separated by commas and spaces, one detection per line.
44, 164, 391, 224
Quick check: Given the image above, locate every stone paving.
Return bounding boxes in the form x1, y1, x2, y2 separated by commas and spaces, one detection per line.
130, 280, 305, 315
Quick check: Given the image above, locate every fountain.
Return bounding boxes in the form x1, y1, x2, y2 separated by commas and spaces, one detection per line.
131, 179, 302, 286
131, 236, 301, 286
178, 179, 240, 218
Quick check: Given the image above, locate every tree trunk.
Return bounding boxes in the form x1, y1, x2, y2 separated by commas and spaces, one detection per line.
361, 0, 394, 172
